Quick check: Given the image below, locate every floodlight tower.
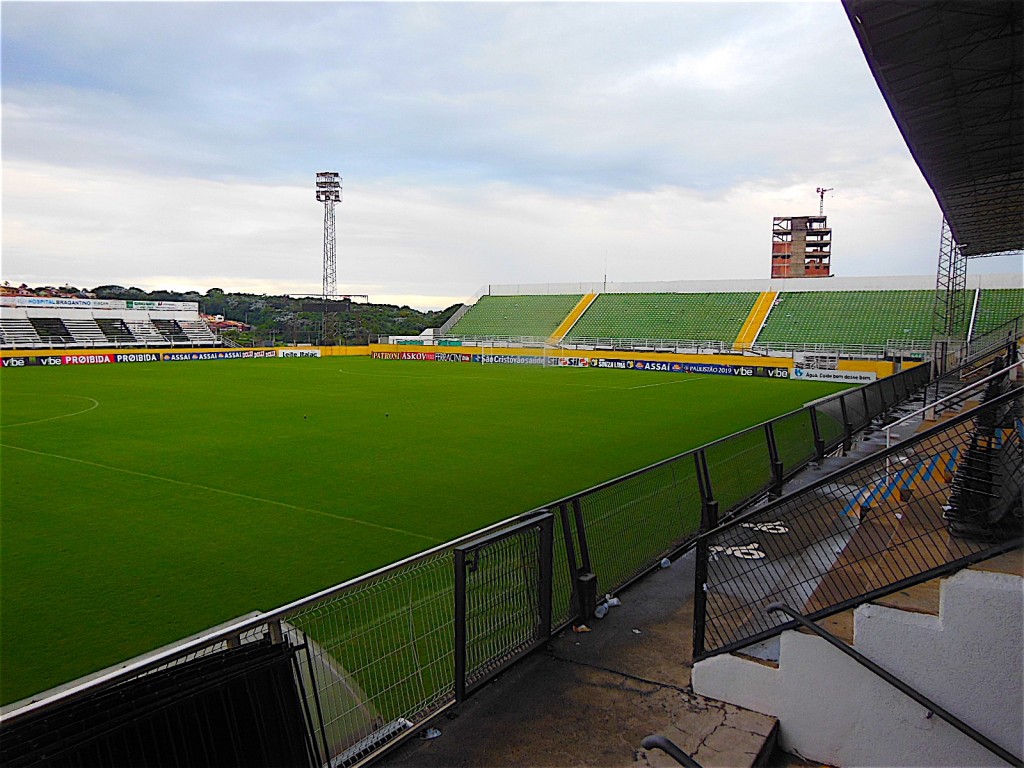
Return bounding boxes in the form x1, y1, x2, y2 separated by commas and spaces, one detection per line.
315, 172, 342, 343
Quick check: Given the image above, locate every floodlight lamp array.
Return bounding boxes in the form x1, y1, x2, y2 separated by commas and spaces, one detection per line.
315, 171, 342, 203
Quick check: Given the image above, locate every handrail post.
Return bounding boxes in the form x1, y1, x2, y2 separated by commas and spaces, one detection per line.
766, 603, 1023, 768
571, 497, 597, 622
765, 423, 784, 497
839, 394, 853, 453
809, 406, 826, 460
692, 449, 718, 661
556, 504, 585, 624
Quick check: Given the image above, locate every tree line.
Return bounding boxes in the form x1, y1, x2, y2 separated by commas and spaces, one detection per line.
81, 285, 462, 346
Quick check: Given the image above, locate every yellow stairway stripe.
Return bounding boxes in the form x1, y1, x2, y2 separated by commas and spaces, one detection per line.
548, 293, 599, 344
733, 291, 778, 351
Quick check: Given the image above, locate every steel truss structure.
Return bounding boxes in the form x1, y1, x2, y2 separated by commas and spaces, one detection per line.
315, 172, 342, 344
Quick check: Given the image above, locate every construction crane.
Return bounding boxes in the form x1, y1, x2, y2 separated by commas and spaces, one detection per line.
816, 186, 833, 216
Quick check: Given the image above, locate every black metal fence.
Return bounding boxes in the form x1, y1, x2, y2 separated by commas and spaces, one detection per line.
693, 386, 1023, 660
455, 514, 553, 701
0, 355, 979, 767
0, 631, 318, 767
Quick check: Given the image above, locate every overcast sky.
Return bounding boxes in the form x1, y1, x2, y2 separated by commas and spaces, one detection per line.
2, 1, 1017, 309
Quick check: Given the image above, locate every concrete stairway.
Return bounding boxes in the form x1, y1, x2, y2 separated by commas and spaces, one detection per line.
692, 550, 1023, 767
733, 291, 777, 352
547, 293, 599, 345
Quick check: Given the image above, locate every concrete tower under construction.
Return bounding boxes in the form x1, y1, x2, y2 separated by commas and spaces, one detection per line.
770, 215, 832, 278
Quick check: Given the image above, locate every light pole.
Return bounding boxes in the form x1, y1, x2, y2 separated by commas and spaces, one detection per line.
315, 172, 342, 344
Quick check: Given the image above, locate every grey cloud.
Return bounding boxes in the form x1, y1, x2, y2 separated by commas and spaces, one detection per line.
3, 2, 904, 195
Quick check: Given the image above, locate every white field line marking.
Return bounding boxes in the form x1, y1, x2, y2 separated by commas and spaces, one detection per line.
1, 395, 100, 428
339, 368, 708, 391
626, 376, 708, 390
339, 367, 613, 389
0, 443, 442, 545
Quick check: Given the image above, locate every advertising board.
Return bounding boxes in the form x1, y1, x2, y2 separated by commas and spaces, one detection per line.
476, 354, 544, 365
278, 349, 322, 358
792, 368, 877, 384
164, 351, 247, 361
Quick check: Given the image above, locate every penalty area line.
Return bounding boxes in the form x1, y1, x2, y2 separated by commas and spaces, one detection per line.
0, 443, 442, 545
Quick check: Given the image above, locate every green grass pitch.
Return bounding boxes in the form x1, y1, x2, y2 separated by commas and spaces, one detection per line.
0, 356, 849, 704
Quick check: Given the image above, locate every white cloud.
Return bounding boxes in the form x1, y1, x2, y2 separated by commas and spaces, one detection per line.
3, 154, 948, 311
1, 2, 980, 309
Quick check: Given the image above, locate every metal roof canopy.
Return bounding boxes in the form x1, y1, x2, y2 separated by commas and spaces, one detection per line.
843, 1, 1023, 259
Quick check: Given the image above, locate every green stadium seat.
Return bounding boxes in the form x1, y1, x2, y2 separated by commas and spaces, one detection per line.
973, 288, 1024, 337
449, 294, 584, 338
757, 291, 934, 347
566, 293, 757, 343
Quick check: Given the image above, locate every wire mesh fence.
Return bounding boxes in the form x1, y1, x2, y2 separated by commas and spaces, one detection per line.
772, 409, 818, 480
0, 625, 320, 768
455, 515, 552, 701
287, 549, 457, 766
694, 386, 1023, 659
702, 427, 775, 513
967, 316, 1022, 360
0, 349, 952, 766
925, 338, 1020, 413
574, 454, 703, 597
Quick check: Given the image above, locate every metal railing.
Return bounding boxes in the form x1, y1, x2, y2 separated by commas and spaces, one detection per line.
434, 333, 935, 359
967, 315, 1022, 360
766, 603, 1023, 768
923, 337, 1020, 410
0, 338, 224, 351
640, 735, 704, 768
692, 386, 1022, 660
749, 339, 932, 358
0, 513, 543, 767
0, 345, 965, 766
886, 359, 1023, 448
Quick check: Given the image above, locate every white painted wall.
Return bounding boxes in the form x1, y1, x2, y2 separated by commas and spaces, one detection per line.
0, 307, 205, 322
692, 568, 1023, 767
488, 273, 1021, 296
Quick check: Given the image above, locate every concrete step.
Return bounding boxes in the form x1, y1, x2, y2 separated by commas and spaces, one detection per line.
693, 548, 1023, 767
634, 698, 778, 768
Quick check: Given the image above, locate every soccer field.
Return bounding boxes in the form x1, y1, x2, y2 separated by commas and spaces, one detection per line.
0, 355, 849, 704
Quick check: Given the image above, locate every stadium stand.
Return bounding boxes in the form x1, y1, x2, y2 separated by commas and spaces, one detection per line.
121, 319, 170, 346
150, 319, 193, 344
449, 294, 584, 338
96, 317, 140, 345
0, 296, 224, 350
566, 292, 758, 344
733, 291, 777, 350
177, 319, 219, 345
62, 317, 110, 346
0, 318, 44, 347
973, 288, 1024, 337
756, 290, 934, 348
547, 294, 598, 344
29, 317, 76, 346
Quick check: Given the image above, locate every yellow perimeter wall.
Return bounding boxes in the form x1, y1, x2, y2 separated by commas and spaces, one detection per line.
369, 343, 898, 377
318, 346, 371, 357
0, 346, 371, 361
0, 343, 898, 377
